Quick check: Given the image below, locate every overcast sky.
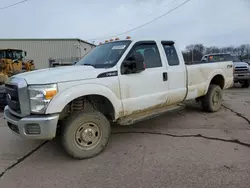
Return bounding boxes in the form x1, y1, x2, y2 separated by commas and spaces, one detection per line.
0, 0, 250, 49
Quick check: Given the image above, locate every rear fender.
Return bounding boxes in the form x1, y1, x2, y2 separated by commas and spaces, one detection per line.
205, 69, 226, 93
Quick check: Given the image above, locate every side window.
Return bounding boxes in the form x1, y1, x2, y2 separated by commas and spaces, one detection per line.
162, 44, 180, 66
128, 43, 162, 68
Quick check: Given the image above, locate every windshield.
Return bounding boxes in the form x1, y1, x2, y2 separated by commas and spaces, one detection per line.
0, 50, 24, 60
228, 55, 241, 62
7, 50, 23, 60
76, 40, 131, 68
0, 51, 6, 59
208, 54, 240, 62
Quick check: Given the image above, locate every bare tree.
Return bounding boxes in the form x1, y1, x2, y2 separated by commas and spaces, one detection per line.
182, 43, 250, 63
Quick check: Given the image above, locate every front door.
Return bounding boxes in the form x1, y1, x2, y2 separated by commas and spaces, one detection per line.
118, 41, 169, 116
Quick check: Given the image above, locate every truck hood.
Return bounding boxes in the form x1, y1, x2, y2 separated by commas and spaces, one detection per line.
233, 61, 249, 67
13, 65, 106, 85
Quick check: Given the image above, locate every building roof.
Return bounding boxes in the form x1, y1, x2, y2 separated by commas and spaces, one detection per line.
0, 38, 96, 47
0, 48, 23, 51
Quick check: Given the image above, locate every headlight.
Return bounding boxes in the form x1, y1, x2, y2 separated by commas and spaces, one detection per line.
28, 84, 58, 114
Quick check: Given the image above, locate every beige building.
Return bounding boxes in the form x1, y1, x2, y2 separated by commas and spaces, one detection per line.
0, 38, 96, 69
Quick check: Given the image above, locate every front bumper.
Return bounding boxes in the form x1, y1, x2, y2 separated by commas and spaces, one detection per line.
234, 73, 250, 81
4, 106, 59, 140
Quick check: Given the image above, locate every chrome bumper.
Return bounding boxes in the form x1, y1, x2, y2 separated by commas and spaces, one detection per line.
4, 106, 59, 140
234, 73, 250, 81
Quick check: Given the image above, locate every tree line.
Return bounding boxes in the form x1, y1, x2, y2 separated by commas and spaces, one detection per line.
182, 44, 250, 63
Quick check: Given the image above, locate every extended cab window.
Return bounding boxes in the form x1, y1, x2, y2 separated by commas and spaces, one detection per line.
162, 44, 180, 66
127, 42, 162, 68
76, 40, 131, 68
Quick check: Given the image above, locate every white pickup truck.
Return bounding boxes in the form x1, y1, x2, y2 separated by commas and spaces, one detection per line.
4, 39, 234, 159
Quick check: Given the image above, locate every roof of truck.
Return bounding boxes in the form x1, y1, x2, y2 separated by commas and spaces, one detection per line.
203, 53, 232, 56
98, 39, 176, 45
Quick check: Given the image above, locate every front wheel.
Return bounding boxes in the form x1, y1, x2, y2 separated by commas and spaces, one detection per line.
61, 110, 111, 159
241, 80, 249, 88
201, 84, 222, 112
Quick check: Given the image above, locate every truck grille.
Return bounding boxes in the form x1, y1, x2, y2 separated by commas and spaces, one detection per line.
5, 84, 21, 113
234, 66, 248, 73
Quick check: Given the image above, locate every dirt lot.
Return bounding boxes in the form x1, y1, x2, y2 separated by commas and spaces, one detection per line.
0, 85, 249, 188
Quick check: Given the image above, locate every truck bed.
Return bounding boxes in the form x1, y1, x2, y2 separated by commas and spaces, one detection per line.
185, 61, 234, 100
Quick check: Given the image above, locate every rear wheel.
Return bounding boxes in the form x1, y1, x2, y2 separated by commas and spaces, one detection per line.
201, 84, 222, 112
61, 110, 111, 159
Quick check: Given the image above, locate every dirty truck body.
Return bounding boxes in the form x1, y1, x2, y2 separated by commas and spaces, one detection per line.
4, 39, 234, 159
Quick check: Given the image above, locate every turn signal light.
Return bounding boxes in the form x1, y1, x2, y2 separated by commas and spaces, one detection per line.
110, 39, 114, 42
45, 89, 57, 100
115, 38, 119, 40
126, 36, 131, 39
105, 40, 109, 43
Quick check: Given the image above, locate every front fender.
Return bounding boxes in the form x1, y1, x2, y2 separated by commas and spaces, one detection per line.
45, 83, 123, 119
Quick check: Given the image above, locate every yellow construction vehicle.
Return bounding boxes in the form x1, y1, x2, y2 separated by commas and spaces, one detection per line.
23, 59, 36, 71
0, 48, 35, 80
0, 48, 36, 107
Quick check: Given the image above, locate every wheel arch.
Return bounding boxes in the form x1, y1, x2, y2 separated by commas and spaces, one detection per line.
205, 72, 225, 94
209, 74, 225, 89
46, 84, 123, 120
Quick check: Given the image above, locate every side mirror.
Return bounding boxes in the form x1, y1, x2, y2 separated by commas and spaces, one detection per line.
122, 53, 145, 74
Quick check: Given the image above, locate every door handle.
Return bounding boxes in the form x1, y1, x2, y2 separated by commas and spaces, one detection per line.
163, 72, 168, 81
227, 64, 233, 68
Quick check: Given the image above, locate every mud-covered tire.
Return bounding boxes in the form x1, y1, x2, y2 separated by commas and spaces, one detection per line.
61, 110, 111, 160
241, 80, 249, 88
201, 84, 222, 112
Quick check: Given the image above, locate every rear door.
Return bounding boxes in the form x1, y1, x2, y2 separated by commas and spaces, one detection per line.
118, 41, 169, 116
160, 41, 187, 104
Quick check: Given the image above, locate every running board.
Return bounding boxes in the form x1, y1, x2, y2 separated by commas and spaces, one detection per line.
117, 104, 185, 126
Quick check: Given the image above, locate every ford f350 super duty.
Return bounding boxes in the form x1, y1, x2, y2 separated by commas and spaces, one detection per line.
201, 53, 250, 88
4, 39, 234, 159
